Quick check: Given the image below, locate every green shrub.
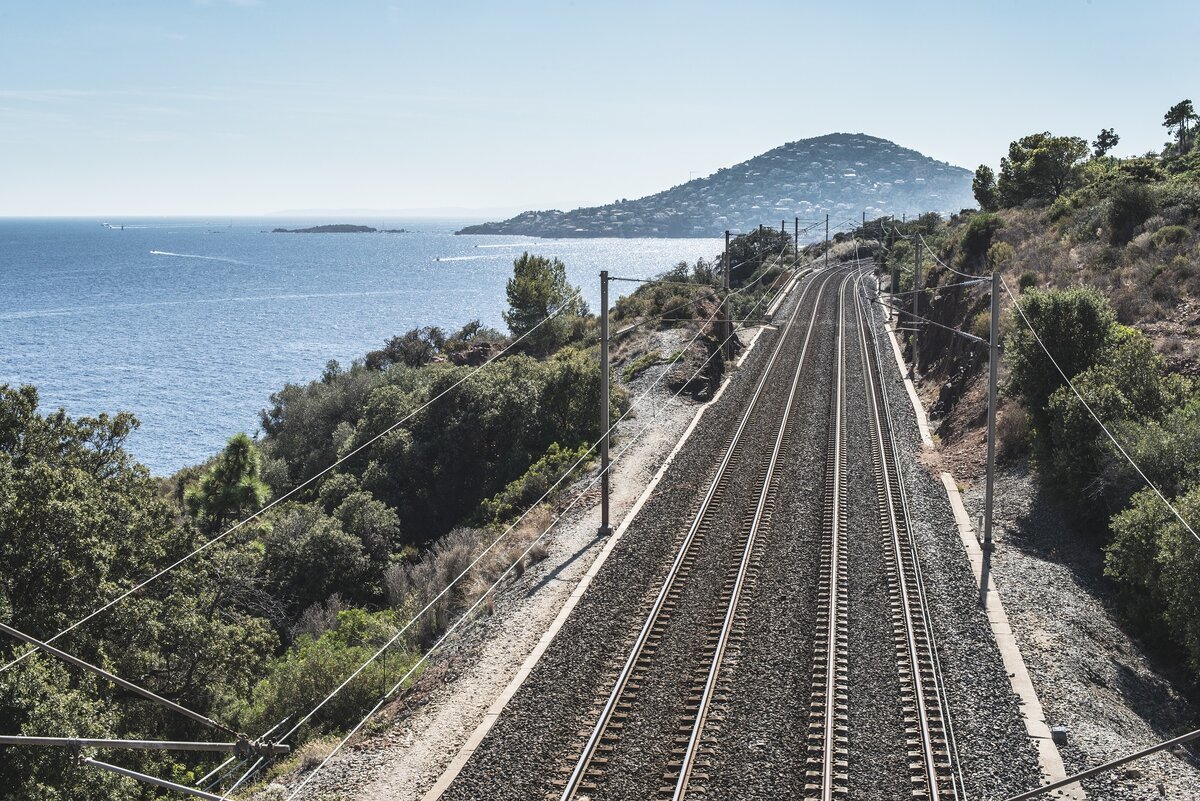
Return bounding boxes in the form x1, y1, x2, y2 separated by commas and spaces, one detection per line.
231, 609, 418, 739
1106, 485, 1200, 670
1150, 225, 1190, 249
1041, 327, 1186, 519
1004, 288, 1117, 433
1017, 270, 1039, 292
970, 310, 991, 341
959, 213, 1004, 269
623, 350, 662, 382
1155, 180, 1200, 217
988, 242, 1015, 271
480, 442, 592, 523
1107, 181, 1158, 245
1102, 399, 1200, 507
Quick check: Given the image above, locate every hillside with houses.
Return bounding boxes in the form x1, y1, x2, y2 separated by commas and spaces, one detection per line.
457, 132, 975, 238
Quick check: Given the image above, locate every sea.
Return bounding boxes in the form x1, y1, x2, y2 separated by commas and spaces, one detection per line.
0, 218, 722, 475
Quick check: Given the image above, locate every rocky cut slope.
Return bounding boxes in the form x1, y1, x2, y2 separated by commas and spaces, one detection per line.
458, 133, 975, 238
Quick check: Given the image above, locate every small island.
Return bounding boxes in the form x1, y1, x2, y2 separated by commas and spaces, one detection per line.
273, 224, 378, 233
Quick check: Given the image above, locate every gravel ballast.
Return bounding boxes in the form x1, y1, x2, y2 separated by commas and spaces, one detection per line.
436, 265, 1042, 800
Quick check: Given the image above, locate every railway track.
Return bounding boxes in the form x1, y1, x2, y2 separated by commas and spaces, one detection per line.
800, 265, 960, 800
803, 268, 855, 799
851, 270, 961, 800
550, 259, 961, 801
553, 265, 842, 801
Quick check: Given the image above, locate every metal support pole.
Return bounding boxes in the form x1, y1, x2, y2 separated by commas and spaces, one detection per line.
0, 621, 236, 736
83, 758, 226, 801
890, 261, 899, 323
794, 216, 799, 259
723, 230, 732, 361
889, 224, 899, 324
982, 271, 1000, 552
913, 235, 922, 375
598, 270, 612, 537
824, 214, 829, 269
1003, 727, 1200, 800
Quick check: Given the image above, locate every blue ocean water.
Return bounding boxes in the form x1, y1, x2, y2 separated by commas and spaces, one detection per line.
0, 218, 721, 474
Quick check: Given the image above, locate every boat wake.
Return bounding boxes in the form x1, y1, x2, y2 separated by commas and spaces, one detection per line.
150, 250, 251, 266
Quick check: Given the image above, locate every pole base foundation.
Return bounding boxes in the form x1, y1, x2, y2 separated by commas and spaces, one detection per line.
596, 525, 613, 538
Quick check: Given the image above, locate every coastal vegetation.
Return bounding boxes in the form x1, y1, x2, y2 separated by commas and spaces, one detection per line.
881, 97, 1200, 681
0, 234, 784, 799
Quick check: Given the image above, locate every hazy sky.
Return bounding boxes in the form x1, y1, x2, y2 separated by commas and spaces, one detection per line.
2, 0, 1196, 216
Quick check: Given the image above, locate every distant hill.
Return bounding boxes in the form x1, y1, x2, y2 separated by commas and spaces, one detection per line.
457, 133, 975, 238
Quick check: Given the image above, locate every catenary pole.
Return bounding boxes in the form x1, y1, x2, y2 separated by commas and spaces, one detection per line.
1002, 728, 1200, 800
723, 230, 732, 361
794, 216, 799, 259
598, 270, 612, 537
889, 221, 899, 324
982, 270, 1000, 552
0, 736, 287, 755
820, 214, 830, 270
913, 234, 922, 374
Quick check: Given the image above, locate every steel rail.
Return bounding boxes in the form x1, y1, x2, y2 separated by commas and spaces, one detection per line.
860, 272, 969, 798
852, 267, 958, 801
802, 265, 868, 800
670, 267, 862, 801
557, 264, 841, 801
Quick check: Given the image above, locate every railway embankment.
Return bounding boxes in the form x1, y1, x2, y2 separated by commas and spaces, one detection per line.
874, 197, 1200, 797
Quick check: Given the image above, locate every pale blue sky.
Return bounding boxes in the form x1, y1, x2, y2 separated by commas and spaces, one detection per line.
2, 0, 1196, 216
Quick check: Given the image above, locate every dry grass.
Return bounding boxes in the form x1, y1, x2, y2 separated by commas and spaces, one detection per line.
997, 403, 1032, 460
294, 736, 340, 772
383, 506, 558, 646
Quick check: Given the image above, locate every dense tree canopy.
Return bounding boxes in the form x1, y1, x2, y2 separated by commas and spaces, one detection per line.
0, 239, 742, 797
972, 164, 998, 211
1092, 127, 1120, 158
725, 226, 792, 285
997, 133, 1089, 206
1163, 98, 1197, 147
502, 252, 588, 355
